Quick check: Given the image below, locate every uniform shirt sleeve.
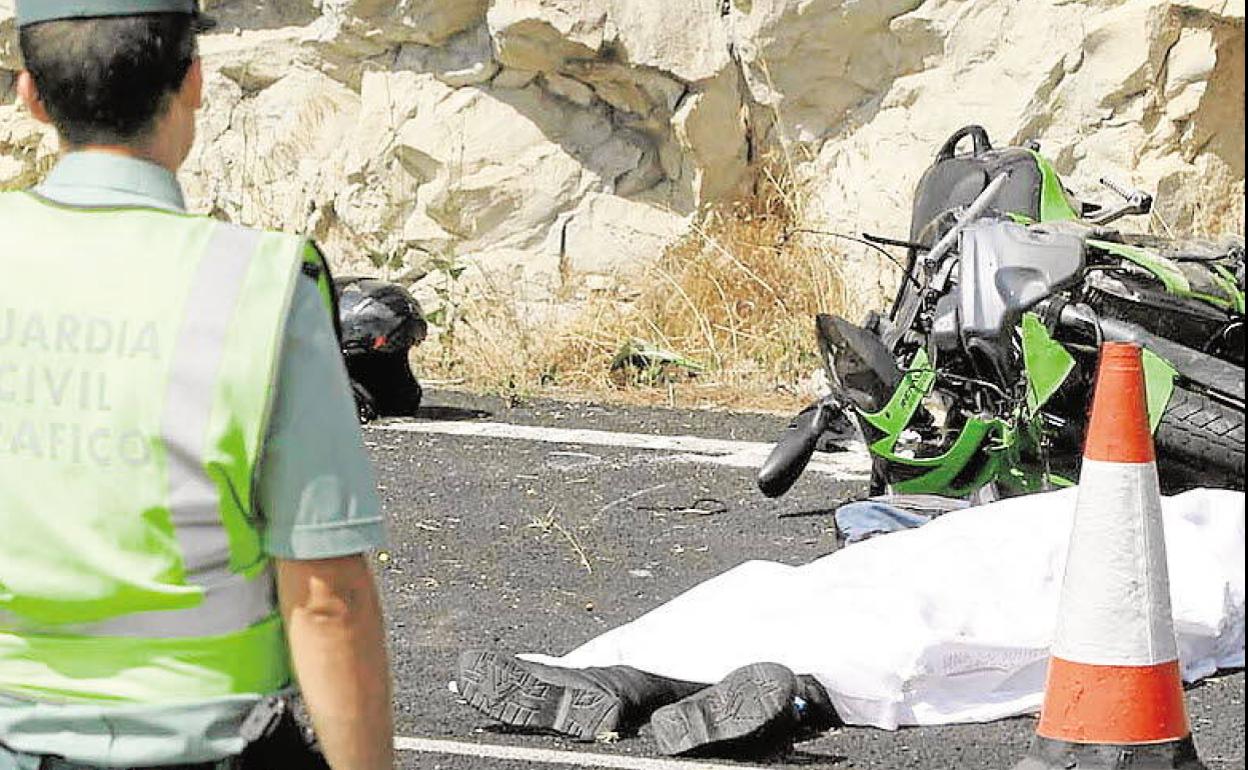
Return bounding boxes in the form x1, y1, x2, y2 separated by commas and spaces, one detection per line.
257, 273, 387, 560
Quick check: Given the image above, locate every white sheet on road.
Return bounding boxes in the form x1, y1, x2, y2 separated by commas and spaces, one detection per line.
523, 488, 1245, 730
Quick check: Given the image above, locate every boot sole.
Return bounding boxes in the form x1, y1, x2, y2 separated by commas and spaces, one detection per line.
650, 663, 797, 757
457, 651, 622, 741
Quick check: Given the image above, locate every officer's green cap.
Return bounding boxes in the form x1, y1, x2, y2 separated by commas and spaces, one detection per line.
15, 0, 216, 30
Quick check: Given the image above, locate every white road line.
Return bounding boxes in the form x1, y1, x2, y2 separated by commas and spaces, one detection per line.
375, 420, 871, 480
669, 446, 868, 479
377, 420, 767, 453
394, 736, 760, 769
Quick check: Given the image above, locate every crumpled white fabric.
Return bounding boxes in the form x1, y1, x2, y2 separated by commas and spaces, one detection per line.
522, 488, 1245, 729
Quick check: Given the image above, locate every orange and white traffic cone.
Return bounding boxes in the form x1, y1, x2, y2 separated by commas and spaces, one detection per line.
1013, 342, 1207, 770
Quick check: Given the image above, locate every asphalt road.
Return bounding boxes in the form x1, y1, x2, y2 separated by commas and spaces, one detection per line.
369, 390, 1245, 770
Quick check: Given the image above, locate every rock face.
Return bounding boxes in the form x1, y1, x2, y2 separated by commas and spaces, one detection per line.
1, 0, 1243, 314
803, 0, 1247, 315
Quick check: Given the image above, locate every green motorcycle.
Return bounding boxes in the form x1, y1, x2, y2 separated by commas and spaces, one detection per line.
759, 126, 1245, 500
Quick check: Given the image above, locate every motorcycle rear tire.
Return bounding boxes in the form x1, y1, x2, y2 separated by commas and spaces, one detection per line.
1154, 386, 1245, 492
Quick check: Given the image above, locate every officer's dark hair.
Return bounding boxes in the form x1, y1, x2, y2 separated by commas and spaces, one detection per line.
18, 14, 197, 147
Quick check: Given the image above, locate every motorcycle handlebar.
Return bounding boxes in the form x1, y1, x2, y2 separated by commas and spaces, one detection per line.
1088, 177, 1153, 226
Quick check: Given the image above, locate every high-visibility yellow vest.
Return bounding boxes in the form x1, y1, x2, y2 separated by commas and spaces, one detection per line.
0, 191, 321, 703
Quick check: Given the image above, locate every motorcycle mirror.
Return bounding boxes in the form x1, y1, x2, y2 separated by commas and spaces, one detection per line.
757, 403, 833, 498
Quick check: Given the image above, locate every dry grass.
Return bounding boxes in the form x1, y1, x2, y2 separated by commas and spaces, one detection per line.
415, 167, 850, 414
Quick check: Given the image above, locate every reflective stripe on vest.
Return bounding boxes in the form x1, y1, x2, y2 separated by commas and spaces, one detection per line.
0, 192, 305, 702
158, 224, 270, 636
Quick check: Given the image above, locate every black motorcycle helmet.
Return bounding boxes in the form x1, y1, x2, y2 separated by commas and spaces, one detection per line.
334, 277, 428, 356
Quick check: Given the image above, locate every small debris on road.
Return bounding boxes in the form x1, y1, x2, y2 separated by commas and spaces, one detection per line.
638, 497, 729, 516
599, 483, 672, 515
546, 451, 604, 471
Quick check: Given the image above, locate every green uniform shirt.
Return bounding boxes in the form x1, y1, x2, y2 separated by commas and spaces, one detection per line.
0, 151, 387, 765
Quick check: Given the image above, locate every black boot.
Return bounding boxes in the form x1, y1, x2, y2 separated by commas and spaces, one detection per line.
794, 675, 842, 740
649, 663, 801, 759
457, 650, 704, 741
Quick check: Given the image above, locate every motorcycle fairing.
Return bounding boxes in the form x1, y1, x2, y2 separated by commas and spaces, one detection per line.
1089, 239, 1245, 313
1021, 313, 1075, 415
855, 348, 1014, 497
1020, 312, 1176, 429
1141, 348, 1178, 431
855, 319, 1179, 498
1025, 150, 1081, 223
815, 313, 902, 412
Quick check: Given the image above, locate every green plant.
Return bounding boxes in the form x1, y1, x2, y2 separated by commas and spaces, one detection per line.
421, 252, 472, 372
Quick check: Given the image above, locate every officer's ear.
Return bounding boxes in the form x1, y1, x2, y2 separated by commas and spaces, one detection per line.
180, 57, 204, 111
16, 71, 52, 126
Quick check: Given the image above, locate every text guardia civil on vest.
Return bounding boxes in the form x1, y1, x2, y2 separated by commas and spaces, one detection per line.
0, 308, 162, 467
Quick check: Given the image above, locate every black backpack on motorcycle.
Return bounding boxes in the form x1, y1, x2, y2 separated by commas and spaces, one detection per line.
909, 125, 1082, 246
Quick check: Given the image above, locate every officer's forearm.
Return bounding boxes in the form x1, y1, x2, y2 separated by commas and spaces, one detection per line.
277, 555, 395, 770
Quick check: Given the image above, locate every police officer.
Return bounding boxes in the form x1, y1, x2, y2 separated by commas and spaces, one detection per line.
0, 2, 394, 768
